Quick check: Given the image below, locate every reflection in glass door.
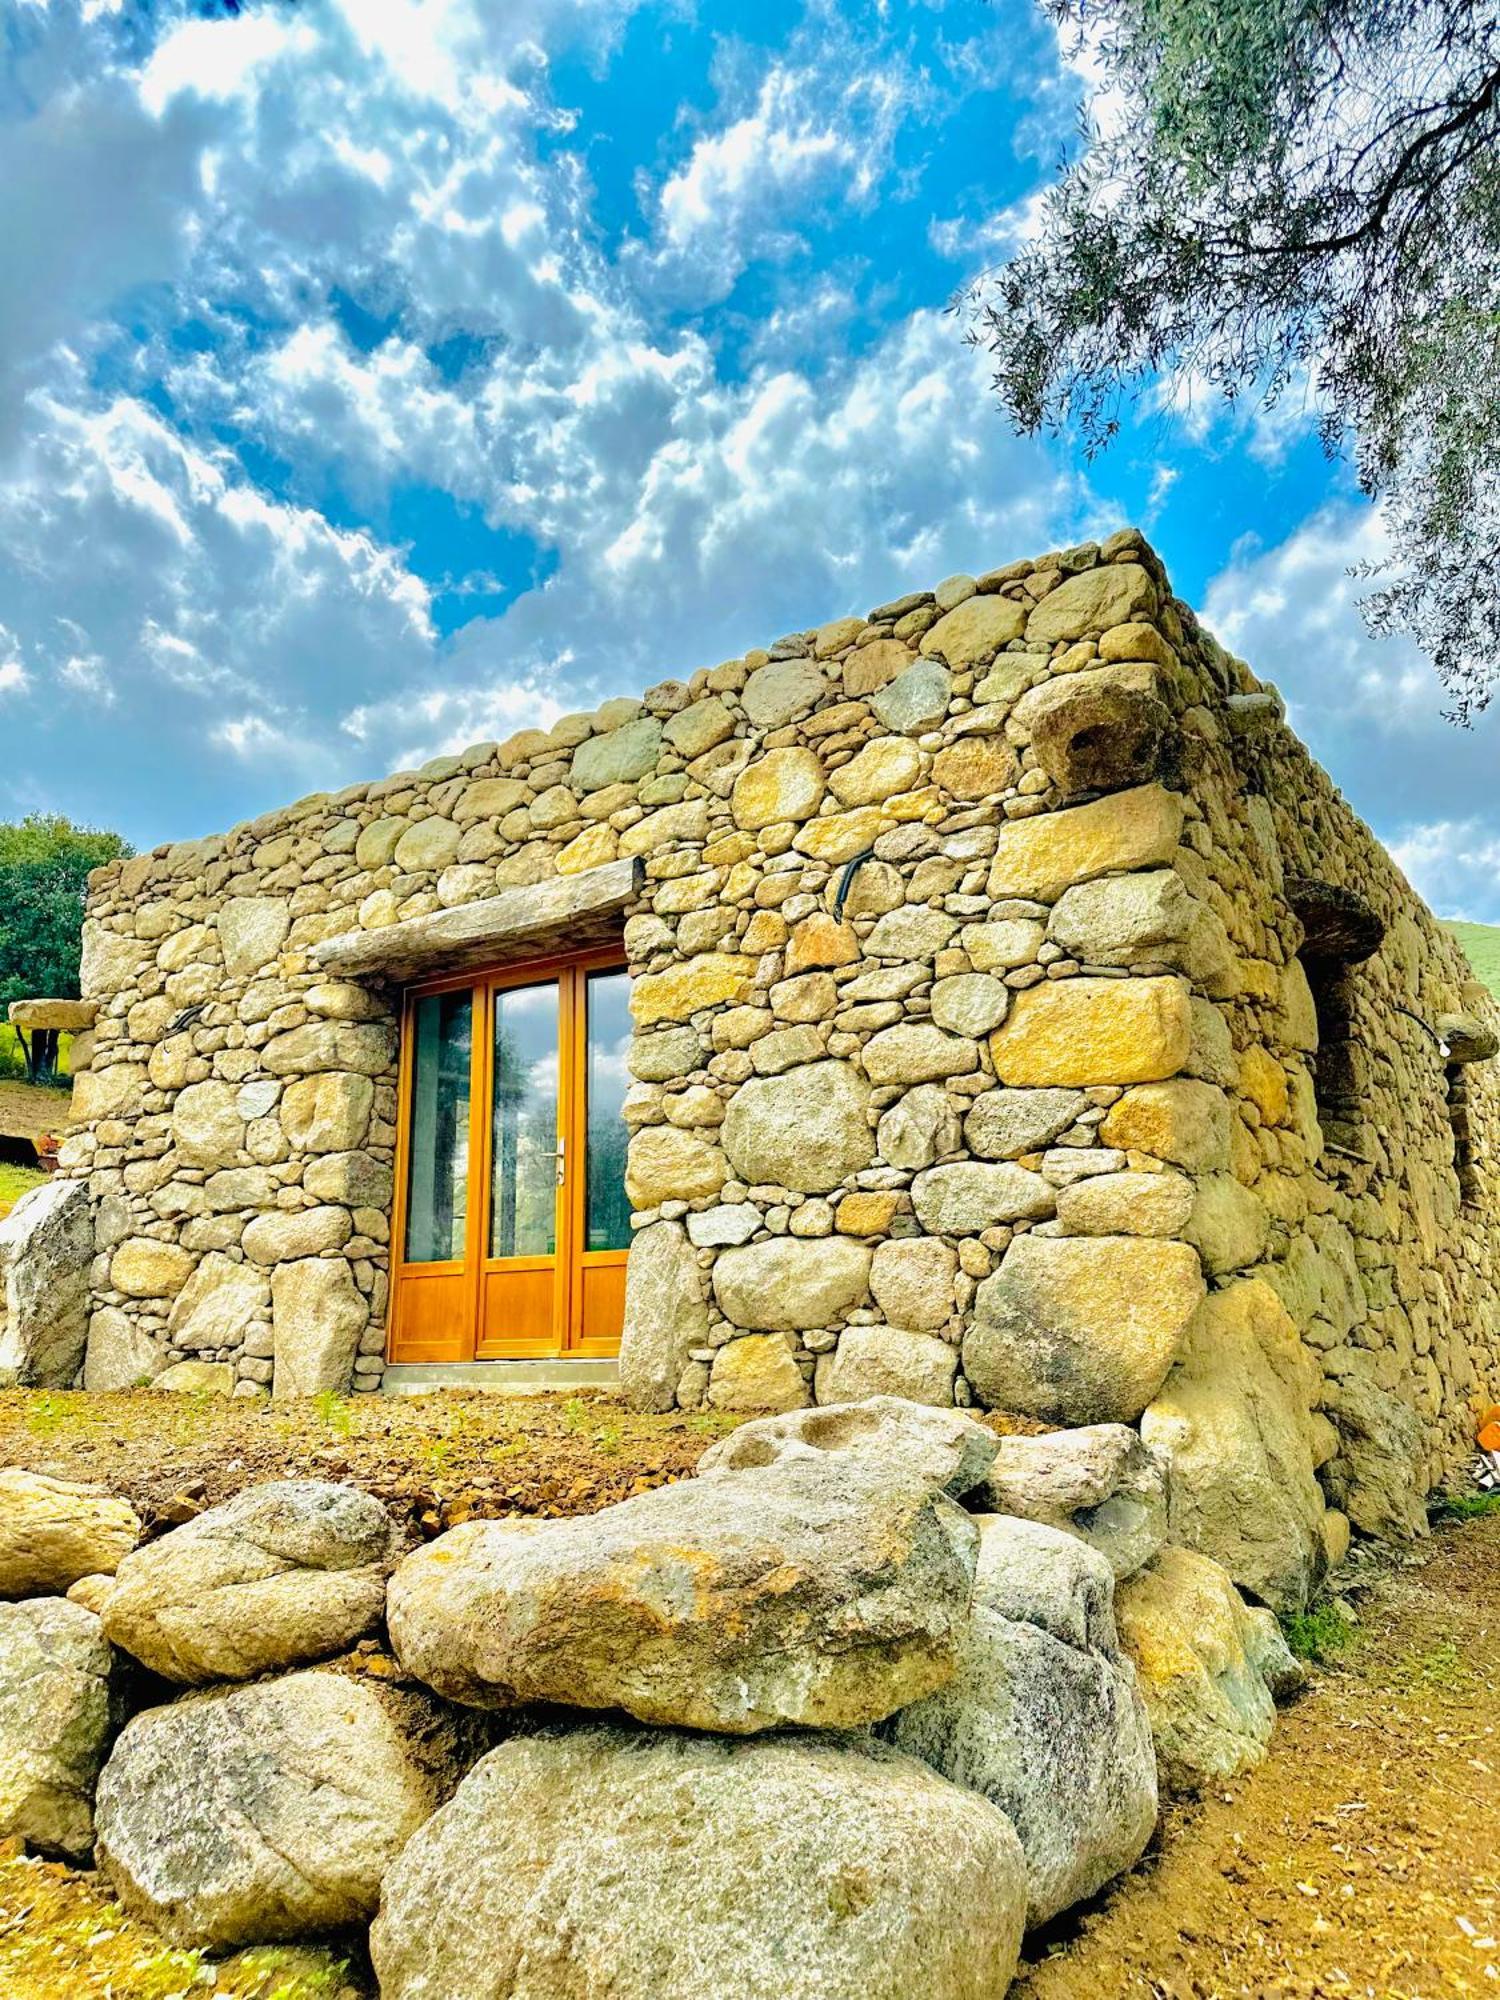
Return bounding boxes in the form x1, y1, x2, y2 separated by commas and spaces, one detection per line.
390, 951, 630, 1364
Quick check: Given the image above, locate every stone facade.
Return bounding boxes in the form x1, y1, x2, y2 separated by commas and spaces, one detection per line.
46, 529, 1500, 1590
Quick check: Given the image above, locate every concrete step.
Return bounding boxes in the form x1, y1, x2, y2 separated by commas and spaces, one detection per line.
381, 1359, 619, 1397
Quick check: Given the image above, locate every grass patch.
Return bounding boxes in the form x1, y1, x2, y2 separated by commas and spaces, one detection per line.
1281, 1599, 1358, 1665
0, 1160, 46, 1216
1446, 919, 1500, 1000
1431, 1488, 1500, 1521
1392, 1637, 1477, 1695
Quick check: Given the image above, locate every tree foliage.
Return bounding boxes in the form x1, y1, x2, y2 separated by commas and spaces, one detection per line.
971, 0, 1500, 717
0, 815, 131, 1010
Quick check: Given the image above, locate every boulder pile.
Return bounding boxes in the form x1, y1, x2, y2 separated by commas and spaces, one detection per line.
0, 1403, 1307, 1996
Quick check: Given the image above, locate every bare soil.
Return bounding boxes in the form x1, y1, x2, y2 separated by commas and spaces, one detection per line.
1014, 1508, 1500, 2000
0, 1076, 67, 1147
0, 1388, 748, 1543
0, 1391, 1495, 1999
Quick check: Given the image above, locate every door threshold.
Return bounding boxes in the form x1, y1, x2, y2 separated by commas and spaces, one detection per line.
381, 1359, 620, 1397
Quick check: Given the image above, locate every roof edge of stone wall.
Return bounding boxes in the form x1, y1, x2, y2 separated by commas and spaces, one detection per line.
86, 525, 1181, 893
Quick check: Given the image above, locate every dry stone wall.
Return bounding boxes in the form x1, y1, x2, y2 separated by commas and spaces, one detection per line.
58, 529, 1500, 1572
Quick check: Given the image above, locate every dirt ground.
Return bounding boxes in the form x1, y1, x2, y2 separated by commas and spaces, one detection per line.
0, 1392, 1495, 1998
1013, 1507, 1500, 2000
0, 1075, 67, 1147
0, 1388, 750, 1542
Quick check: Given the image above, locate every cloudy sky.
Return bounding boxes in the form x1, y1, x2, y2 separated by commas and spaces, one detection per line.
4, 0, 1498, 919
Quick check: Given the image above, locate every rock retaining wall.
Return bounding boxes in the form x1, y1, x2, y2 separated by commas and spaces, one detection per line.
51, 529, 1500, 1573
0, 1410, 1307, 1996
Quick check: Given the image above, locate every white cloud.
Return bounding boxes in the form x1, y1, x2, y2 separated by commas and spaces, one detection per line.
1203, 504, 1500, 921
0, 0, 1088, 844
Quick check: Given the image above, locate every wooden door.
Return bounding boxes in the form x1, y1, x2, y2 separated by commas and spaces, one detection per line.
389, 951, 630, 1363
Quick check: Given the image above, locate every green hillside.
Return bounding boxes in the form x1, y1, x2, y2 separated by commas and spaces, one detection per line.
1446, 921, 1500, 999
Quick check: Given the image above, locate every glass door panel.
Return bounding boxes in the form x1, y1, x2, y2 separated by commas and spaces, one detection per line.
479, 976, 564, 1358
391, 986, 475, 1364
489, 981, 561, 1258
404, 989, 472, 1264
572, 965, 631, 1354
584, 968, 632, 1254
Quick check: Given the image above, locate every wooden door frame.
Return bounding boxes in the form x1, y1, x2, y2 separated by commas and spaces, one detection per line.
388, 943, 627, 1364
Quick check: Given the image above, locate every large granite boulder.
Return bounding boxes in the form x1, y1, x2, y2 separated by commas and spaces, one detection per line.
890, 1516, 1157, 1928
0, 1597, 117, 1858
0, 1179, 92, 1388
370, 1725, 1028, 2000
975, 1424, 1168, 1579
1113, 1546, 1282, 1792
964, 1234, 1204, 1424
1142, 1279, 1331, 1614
101, 1481, 397, 1683
96, 1671, 480, 1951
0, 1470, 141, 1597
388, 1456, 978, 1732
697, 1395, 999, 1498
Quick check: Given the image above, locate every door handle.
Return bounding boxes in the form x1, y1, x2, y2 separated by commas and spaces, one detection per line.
552, 1136, 567, 1187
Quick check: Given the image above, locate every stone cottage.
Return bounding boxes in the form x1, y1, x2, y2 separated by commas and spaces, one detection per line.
13, 528, 1499, 1611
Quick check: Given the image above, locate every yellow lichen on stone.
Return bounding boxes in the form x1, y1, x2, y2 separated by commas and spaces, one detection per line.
1239, 1045, 1290, 1125
986, 784, 1185, 902
555, 824, 619, 875
731, 749, 826, 830
707, 1335, 810, 1413
834, 1192, 901, 1236
991, 976, 1193, 1087
631, 954, 757, 1026
1101, 1079, 1233, 1172
920, 594, 1026, 668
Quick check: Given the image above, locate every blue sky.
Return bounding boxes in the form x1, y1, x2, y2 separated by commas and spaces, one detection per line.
4, 0, 1499, 919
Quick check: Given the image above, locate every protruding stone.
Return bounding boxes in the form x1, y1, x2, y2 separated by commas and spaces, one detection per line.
571, 717, 663, 790
0, 1470, 140, 1597
370, 1728, 1028, 2000
815, 1327, 957, 1406
697, 1395, 999, 1497
878, 1085, 963, 1170
870, 1236, 958, 1330
387, 1457, 978, 1732
1099, 1079, 1232, 1172
974, 1425, 1167, 1579
732, 748, 826, 829
965, 1087, 1086, 1160
270, 1259, 367, 1399
0, 1598, 117, 1858
1142, 1279, 1330, 1614
96, 1672, 479, 1952
891, 1516, 1157, 1927
1114, 1547, 1279, 1792
911, 1162, 1055, 1234
708, 1334, 810, 1413
624, 1127, 729, 1206
870, 659, 953, 732
921, 595, 1027, 668
1024, 562, 1157, 644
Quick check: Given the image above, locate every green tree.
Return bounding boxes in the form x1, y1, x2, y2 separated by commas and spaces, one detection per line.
0, 815, 131, 1079
970, 1, 1500, 717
